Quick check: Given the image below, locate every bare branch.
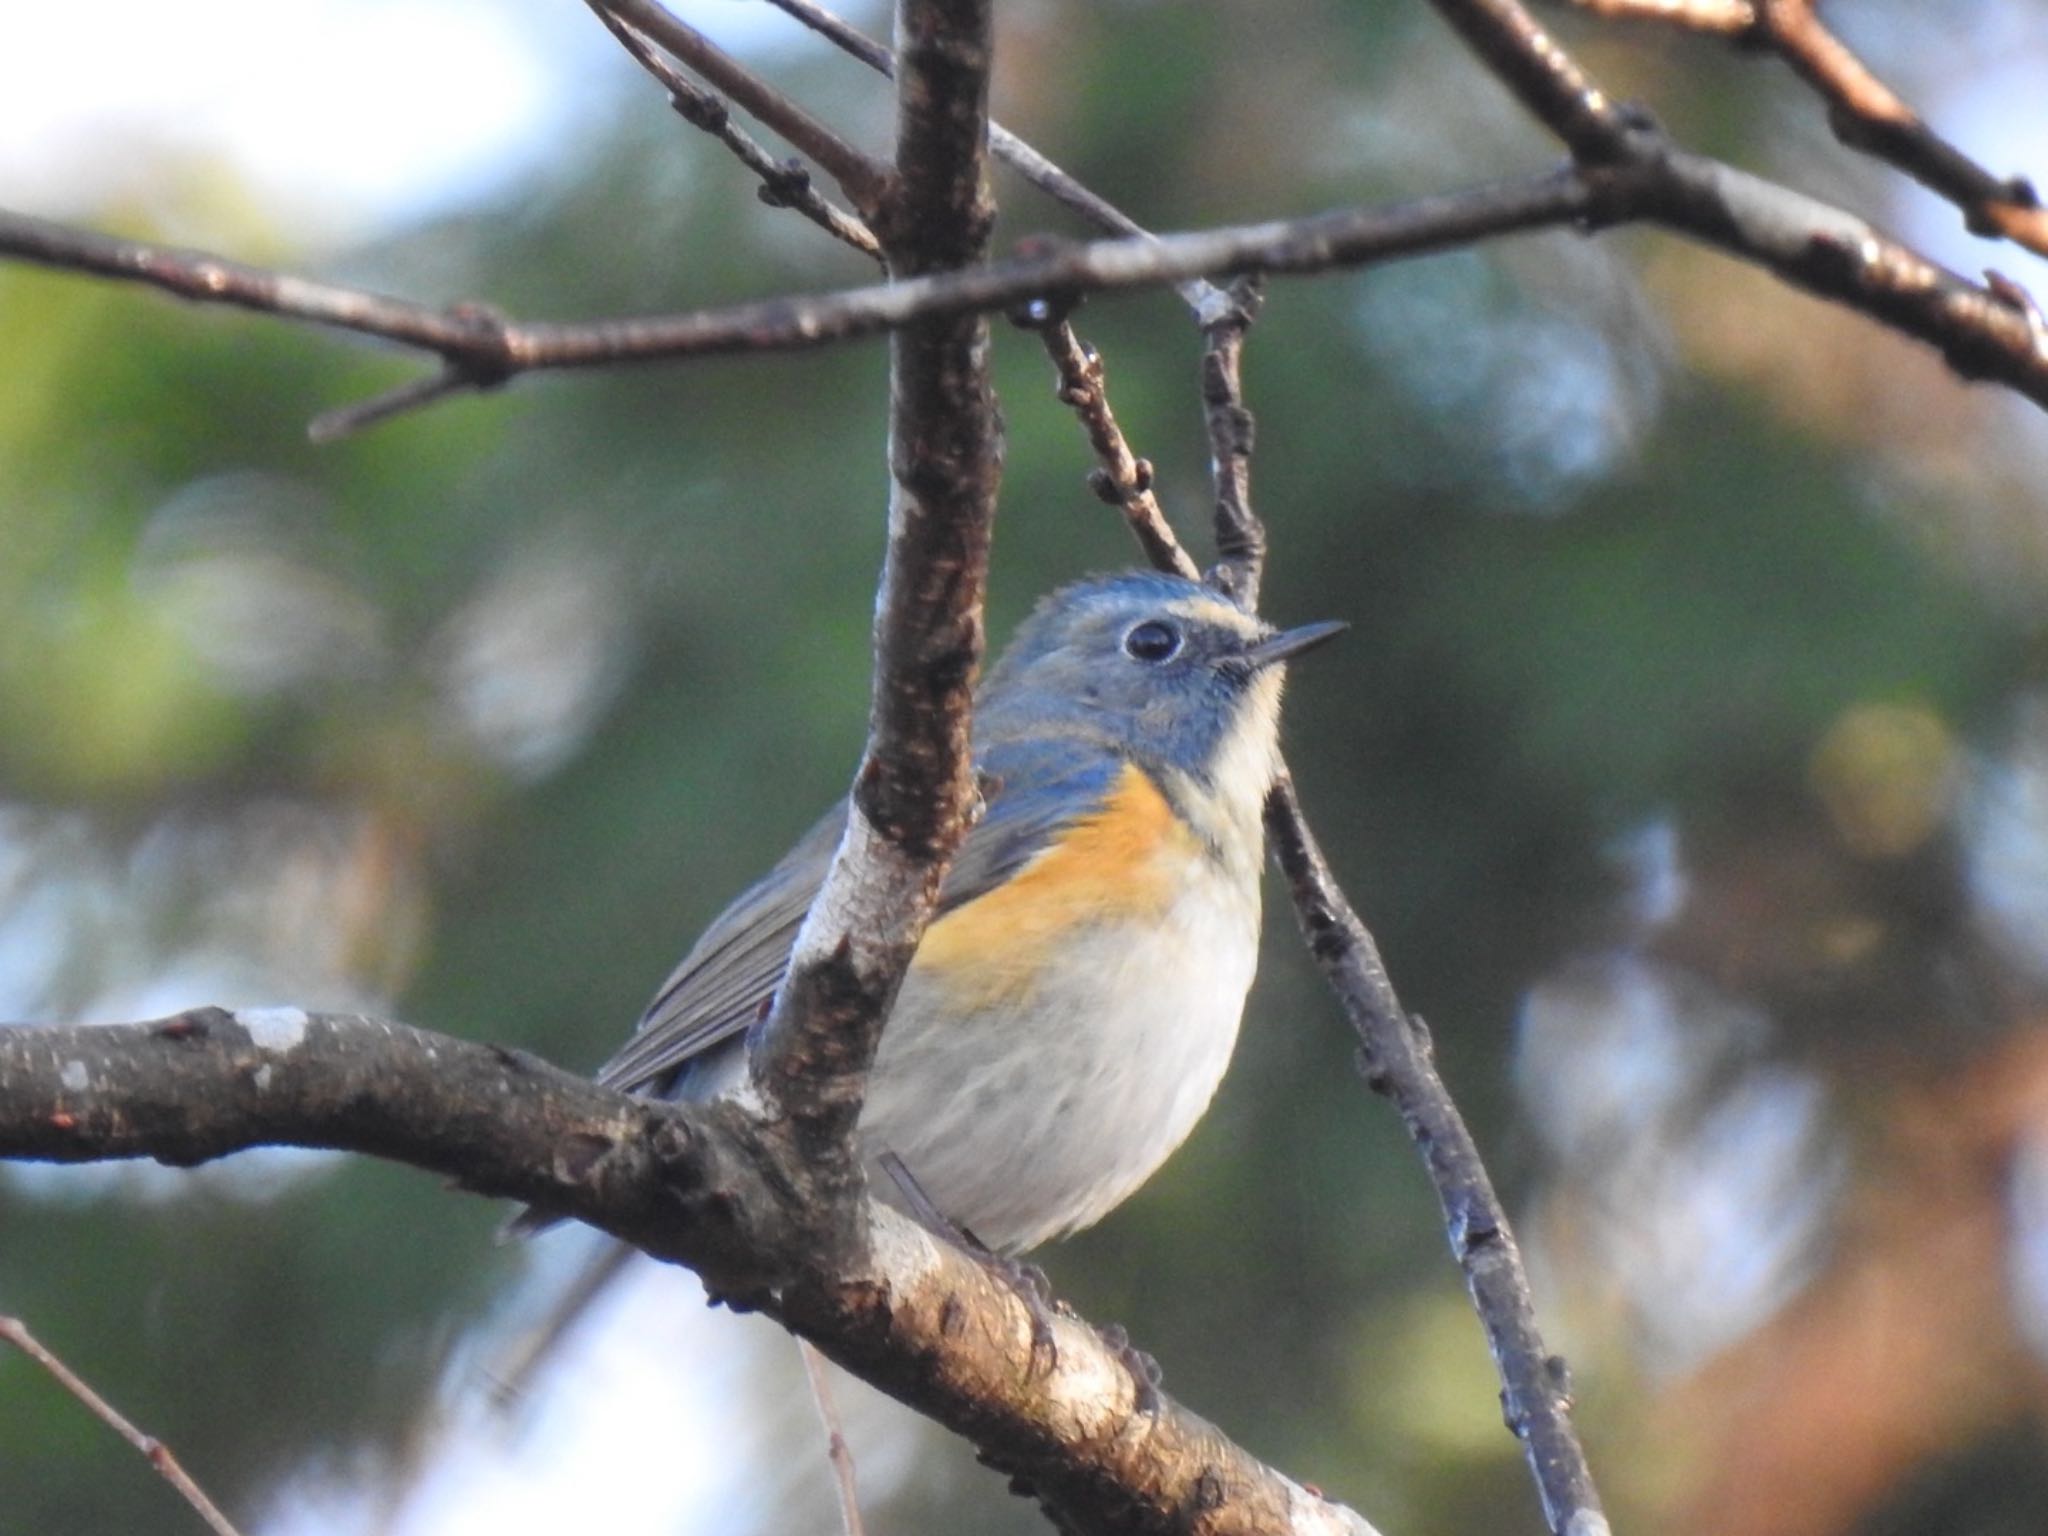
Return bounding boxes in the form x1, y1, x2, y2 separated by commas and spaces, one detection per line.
597, 0, 893, 217
1425, 0, 1635, 162
763, 0, 896, 73
589, 1, 882, 262
0, 210, 518, 357
1200, 279, 1267, 609
798, 1340, 868, 1536
1626, 138, 2048, 391
1016, 304, 1201, 579
307, 365, 479, 443
1559, 0, 1749, 27
1557, 0, 2048, 259
0, 1012, 1379, 1536
0, 175, 1590, 369
1170, 197, 1603, 1531
758, 0, 1226, 315
1752, 0, 2048, 258
0, 1315, 245, 1536
746, 0, 1003, 1237
11, 152, 2048, 417
1262, 782, 1610, 1536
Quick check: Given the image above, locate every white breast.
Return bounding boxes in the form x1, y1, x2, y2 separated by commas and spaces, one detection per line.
857, 858, 1262, 1253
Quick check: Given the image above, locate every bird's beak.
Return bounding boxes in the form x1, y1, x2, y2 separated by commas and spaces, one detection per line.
1244, 619, 1348, 670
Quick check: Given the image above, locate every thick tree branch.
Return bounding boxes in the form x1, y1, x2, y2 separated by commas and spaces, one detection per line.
0, 1012, 1378, 1536
745, 0, 1002, 1250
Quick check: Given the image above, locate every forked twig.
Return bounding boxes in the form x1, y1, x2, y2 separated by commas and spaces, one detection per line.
756, 0, 1227, 316
588, 1, 882, 263
1015, 303, 1200, 579
1557, 0, 2048, 257
0, 1315, 245, 1536
597, 0, 892, 218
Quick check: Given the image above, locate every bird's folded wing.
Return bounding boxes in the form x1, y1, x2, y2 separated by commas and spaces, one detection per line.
593, 736, 1120, 1097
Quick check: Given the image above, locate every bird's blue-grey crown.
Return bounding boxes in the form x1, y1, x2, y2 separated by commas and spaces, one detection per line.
973, 570, 1343, 787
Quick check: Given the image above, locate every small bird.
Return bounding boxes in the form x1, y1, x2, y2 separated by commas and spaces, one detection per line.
589, 569, 1343, 1254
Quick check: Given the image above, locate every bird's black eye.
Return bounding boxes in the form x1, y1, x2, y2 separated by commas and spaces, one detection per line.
1123, 618, 1182, 663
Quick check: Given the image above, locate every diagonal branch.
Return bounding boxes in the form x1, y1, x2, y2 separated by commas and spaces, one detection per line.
587, 1, 882, 262
1426, 0, 1634, 162
1, 1316, 244, 1536
1017, 304, 1201, 580
1557, 0, 2048, 258
597, 0, 893, 218
0, 1011, 1380, 1536
1153, 196, 1606, 1532
1265, 787, 1609, 1536
757, 0, 1228, 316
1556, 0, 1749, 30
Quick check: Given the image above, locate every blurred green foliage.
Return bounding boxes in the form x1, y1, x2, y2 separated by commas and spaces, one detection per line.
7, 3, 2048, 1535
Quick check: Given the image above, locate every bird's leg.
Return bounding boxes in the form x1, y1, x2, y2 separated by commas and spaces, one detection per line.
877, 1151, 1061, 1376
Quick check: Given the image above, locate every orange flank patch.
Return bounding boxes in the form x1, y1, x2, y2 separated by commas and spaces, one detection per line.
912, 763, 1195, 1006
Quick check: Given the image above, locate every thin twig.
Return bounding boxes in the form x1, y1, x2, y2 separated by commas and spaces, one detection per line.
1016, 305, 1200, 579
597, 0, 893, 218
1425, 0, 1635, 163
307, 365, 479, 443
1168, 219, 1599, 1531
0, 175, 1596, 404
798, 1340, 867, 1536
1262, 780, 1611, 1536
1554, 0, 2048, 258
1559, 0, 1749, 27
756, 0, 1226, 316
1753, 0, 2048, 258
588, 2, 881, 262
1135, 144, 1596, 1524
0, 212, 517, 353
1200, 277, 1267, 609
0, 1316, 244, 1536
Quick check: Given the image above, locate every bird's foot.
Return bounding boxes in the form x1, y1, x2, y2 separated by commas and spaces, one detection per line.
982, 1251, 1063, 1378
1094, 1321, 1164, 1414
878, 1151, 1064, 1375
